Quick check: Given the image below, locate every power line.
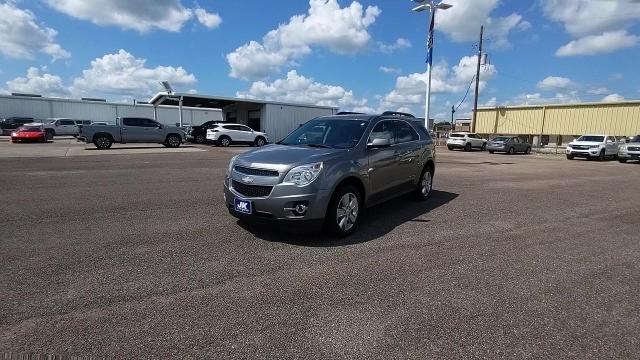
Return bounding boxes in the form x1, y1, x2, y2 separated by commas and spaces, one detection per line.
455, 74, 475, 111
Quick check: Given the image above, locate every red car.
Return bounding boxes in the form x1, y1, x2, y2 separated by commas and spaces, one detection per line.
11, 124, 47, 143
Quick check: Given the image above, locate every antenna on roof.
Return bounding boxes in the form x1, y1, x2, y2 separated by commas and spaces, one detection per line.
381, 111, 415, 118
160, 81, 174, 95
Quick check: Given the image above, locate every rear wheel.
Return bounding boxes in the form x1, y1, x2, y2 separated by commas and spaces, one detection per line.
326, 185, 361, 237
566, 154, 574, 160
219, 136, 231, 147
481, 143, 487, 151
489, 150, 494, 154
165, 134, 181, 148
415, 166, 433, 201
507, 147, 515, 155
619, 158, 627, 163
45, 129, 54, 140
94, 135, 112, 150
194, 134, 205, 144
525, 147, 531, 154
447, 146, 454, 151
464, 143, 472, 152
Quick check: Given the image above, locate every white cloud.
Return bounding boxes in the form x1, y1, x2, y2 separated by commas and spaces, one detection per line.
195, 8, 222, 29
610, 73, 624, 80
379, 56, 497, 111
226, 0, 381, 80
541, 0, 640, 37
483, 97, 497, 107
378, 38, 411, 53
46, 0, 194, 32
537, 76, 576, 91
0, 2, 70, 60
379, 66, 401, 74
510, 91, 581, 106
435, 0, 527, 48
588, 87, 610, 95
72, 49, 196, 98
237, 70, 370, 112
4, 67, 70, 97
602, 93, 625, 102
556, 30, 639, 57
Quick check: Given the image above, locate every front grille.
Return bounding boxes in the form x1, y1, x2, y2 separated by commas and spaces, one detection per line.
572, 145, 589, 150
232, 180, 273, 197
234, 165, 279, 177
628, 146, 640, 151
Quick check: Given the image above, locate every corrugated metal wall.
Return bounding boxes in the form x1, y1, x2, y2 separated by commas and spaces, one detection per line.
0, 95, 222, 126
264, 104, 336, 141
476, 101, 640, 136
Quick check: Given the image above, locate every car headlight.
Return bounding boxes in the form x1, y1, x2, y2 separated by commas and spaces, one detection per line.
589, 145, 600, 149
620, 145, 627, 151
227, 155, 238, 176
283, 162, 323, 186
11, 132, 17, 137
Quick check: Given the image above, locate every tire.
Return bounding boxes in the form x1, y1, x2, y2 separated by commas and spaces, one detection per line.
619, 158, 627, 163
326, 185, 362, 237
489, 150, 494, 154
448, 146, 454, 151
507, 147, 515, 155
45, 129, 54, 140
597, 149, 605, 161
11, 140, 18, 143
219, 136, 231, 147
464, 143, 472, 152
525, 147, 531, 154
94, 135, 112, 150
481, 143, 487, 151
415, 165, 434, 201
165, 134, 181, 148
254, 137, 266, 147
194, 134, 205, 144
566, 154, 574, 160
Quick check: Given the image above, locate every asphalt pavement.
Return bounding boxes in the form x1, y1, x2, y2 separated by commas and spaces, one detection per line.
1, 148, 639, 359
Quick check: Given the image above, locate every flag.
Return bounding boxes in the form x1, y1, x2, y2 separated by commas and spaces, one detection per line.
426, 11, 435, 66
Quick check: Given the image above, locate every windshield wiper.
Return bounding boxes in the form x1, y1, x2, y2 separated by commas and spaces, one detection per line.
306, 144, 331, 148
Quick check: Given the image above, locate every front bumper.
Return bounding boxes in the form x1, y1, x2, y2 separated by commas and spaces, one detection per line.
566, 148, 600, 157
618, 150, 640, 160
224, 177, 332, 224
487, 144, 507, 152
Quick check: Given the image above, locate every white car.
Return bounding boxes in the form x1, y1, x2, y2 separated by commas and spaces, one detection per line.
43, 118, 91, 138
206, 123, 269, 147
446, 132, 487, 151
566, 134, 620, 161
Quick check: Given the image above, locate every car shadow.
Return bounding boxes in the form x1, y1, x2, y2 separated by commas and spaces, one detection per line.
84, 145, 198, 151
237, 190, 459, 247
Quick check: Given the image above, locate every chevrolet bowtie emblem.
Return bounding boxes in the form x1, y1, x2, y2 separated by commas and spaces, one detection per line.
241, 176, 255, 184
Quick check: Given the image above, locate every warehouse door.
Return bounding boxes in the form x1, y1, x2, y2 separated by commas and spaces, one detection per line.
248, 110, 261, 131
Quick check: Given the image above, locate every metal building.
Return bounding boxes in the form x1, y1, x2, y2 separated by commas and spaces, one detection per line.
475, 100, 640, 137
149, 93, 338, 141
0, 94, 223, 125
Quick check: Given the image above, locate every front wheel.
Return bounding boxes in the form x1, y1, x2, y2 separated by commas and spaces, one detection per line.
165, 134, 182, 148
45, 129, 54, 141
597, 149, 606, 161
326, 185, 362, 237
481, 143, 487, 151
254, 137, 266, 147
219, 136, 231, 147
619, 158, 627, 163
94, 135, 112, 150
447, 146, 454, 151
415, 166, 433, 201
566, 154, 574, 160
488, 150, 494, 154
507, 147, 515, 155
464, 143, 472, 152
525, 147, 531, 154
194, 134, 205, 144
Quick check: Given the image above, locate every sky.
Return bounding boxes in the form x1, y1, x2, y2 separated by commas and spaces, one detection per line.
1, 0, 639, 121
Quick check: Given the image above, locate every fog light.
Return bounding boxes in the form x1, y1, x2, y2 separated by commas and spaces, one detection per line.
289, 201, 309, 217
294, 204, 308, 214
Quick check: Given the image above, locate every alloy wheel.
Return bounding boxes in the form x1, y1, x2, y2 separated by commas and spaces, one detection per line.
336, 193, 359, 232
421, 171, 432, 196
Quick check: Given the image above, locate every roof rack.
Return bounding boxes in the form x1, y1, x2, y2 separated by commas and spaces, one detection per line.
335, 111, 365, 115
381, 111, 415, 118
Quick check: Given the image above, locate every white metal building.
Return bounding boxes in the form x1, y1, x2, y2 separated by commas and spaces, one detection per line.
149, 92, 338, 141
0, 94, 223, 126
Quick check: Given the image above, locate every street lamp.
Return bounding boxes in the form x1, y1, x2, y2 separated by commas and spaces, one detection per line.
411, 0, 452, 127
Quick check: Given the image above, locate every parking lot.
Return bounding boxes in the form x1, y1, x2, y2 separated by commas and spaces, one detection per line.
1, 142, 639, 358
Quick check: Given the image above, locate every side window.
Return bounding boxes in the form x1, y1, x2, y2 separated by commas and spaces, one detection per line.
369, 121, 395, 145
141, 119, 159, 128
512, 137, 519, 143
396, 121, 419, 143
122, 118, 142, 127
239, 125, 253, 132
60, 120, 76, 126
608, 136, 616, 143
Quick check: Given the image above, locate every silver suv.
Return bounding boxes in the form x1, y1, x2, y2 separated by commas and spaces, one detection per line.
224, 112, 436, 236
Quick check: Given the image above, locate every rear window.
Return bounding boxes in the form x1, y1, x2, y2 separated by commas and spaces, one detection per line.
492, 136, 510, 142
19, 126, 42, 132
450, 134, 465, 138
629, 136, 640, 143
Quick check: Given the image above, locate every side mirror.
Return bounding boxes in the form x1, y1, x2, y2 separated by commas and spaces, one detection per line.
157, 124, 163, 129
367, 138, 391, 149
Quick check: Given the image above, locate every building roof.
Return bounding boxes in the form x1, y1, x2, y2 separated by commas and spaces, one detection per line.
479, 99, 640, 110
148, 92, 338, 110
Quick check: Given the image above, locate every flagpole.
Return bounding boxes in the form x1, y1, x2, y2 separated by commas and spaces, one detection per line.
424, 4, 435, 128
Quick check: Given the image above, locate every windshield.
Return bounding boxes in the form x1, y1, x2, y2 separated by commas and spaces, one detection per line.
491, 136, 510, 142
577, 136, 604, 142
19, 126, 42, 132
279, 118, 369, 149
450, 134, 465, 138
629, 135, 640, 143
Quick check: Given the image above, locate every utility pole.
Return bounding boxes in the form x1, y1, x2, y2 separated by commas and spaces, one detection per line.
471, 25, 483, 133
451, 105, 455, 127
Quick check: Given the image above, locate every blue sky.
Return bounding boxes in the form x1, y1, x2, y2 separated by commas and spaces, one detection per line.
1, 0, 639, 120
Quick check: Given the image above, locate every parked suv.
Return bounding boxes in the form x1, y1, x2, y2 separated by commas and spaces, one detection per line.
566, 135, 619, 161
207, 123, 268, 147
487, 136, 532, 154
618, 135, 640, 163
447, 132, 487, 151
43, 118, 90, 138
224, 112, 436, 237
0, 117, 34, 135
186, 120, 221, 144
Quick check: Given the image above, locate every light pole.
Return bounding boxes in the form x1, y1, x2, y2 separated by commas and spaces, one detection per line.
412, 0, 452, 128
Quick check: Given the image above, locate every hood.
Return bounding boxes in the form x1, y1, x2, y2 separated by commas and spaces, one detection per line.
570, 141, 602, 146
235, 144, 348, 171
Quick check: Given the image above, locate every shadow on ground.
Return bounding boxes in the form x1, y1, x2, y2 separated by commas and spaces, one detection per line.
237, 190, 459, 247
84, 145, 198, 151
